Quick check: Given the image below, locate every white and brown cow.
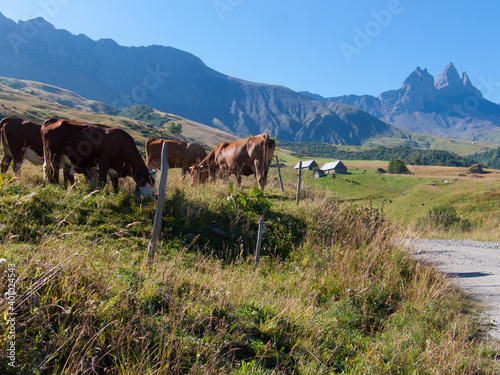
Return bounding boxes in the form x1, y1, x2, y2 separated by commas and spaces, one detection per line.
0, 117, 45, 174
0, 117, 95, 185
41, 118, 156, 196
145, 137, 206, 176
190, 133, 275, 190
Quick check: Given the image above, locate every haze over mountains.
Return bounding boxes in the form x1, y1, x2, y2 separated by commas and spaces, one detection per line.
304, 63, 500, 144
0, 12, 499, 146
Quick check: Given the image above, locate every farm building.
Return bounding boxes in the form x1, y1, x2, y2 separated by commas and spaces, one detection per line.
321, 160, 348, 174
294, 160, 319, 170
314, 170, 325, 178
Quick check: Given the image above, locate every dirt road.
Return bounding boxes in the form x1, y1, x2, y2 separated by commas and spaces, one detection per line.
409, 239, 500, 341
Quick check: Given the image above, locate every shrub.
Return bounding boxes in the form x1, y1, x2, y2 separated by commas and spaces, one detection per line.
226, 183, 271, 213
388, 158, 411, 174
419, 205, 472, 232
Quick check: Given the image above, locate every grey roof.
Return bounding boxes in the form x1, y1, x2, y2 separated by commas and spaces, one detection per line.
294, 160, 317, 169
321, 160, 346, 171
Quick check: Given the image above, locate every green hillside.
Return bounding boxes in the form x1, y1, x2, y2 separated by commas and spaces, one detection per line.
0, 78, 239, 151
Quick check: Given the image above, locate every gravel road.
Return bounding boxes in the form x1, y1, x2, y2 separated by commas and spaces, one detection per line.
407, 239, 500, 341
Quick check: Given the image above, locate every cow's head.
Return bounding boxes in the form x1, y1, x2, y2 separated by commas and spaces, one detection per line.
136, 169, 157, 197
257, 175, 267, 191
189, 163, 209, 185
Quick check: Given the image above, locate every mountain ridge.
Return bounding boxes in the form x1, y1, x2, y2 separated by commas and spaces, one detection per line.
0, 12, 406, 145
0, 75, 494, 156
1, 12, 499, 145
302, 63, 500, 144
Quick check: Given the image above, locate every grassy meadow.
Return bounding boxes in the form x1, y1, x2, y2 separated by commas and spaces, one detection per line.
1, 159, 500, 374
275, 154, 500, 241
1, 78, 500, 373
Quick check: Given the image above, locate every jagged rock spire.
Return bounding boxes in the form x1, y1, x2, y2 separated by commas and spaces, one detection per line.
434, 62, 481, 98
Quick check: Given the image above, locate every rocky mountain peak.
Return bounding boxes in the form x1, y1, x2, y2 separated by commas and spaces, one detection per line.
434, 62, 469, 97
461, 71, 483, 98
398, 66, 435, 109
0, 11, 16, 29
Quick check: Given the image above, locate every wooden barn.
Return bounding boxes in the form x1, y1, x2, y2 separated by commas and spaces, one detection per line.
321, 160, 348, 174
294, 160, 319, 170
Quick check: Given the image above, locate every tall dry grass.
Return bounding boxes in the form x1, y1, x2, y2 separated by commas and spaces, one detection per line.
0, 165, 499, 374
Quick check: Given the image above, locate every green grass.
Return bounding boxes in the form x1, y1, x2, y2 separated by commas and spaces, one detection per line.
0, 165, 499, 374
271, 154, 500, 241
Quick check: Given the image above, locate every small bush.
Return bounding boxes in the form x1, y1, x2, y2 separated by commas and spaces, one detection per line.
419, 205, 472, 232
226, 183, 271, 213
388, 158, 411, 174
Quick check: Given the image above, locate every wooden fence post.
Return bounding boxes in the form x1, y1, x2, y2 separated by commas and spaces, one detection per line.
147, 141, 169, 267
296, 161, 302, 205
276, 155, 284, 193
254, 218, 264, 269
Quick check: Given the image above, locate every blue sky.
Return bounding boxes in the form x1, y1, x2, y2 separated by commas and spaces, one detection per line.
1, 0, 499, 103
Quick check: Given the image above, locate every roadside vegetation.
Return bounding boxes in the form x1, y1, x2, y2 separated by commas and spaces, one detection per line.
1, 163, 499, 374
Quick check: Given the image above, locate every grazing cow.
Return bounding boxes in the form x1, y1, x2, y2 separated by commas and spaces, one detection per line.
0, 117, 95, 184
41, 118, 156, 196
190, 133, 275, 190
0, 117, 45, 174
145, 137, 206, 176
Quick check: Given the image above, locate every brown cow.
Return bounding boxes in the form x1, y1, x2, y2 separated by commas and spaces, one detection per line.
1, 117, 45, 173
0, 117, 95, 185
41, 118, 156, 196
145, 137, 206, 176
190, 133, 275, 190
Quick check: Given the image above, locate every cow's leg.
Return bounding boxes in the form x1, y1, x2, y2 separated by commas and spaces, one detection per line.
62, 165, 75, 188
98, 167, 109, 191
84, 168, 99, 189
49, 155, 62, 184
7, 147, 24, 175
106, 168, 120, 194
41, 142, 63, 185
1, 141, 20, 174
233, 169, 241, 187
42, 145, 50, 182
218, 168, 228, 184
110, 175, 119, 194
12, 158, 23, 175
0, 139, 11, 173
254, 160, 266, 191
1, 154, 12, 173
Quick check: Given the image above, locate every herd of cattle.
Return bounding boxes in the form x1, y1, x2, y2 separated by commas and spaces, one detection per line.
0, 117, 276, 196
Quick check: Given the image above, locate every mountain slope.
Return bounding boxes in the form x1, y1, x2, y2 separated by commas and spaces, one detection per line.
0, 78, 240, 151
303, 63, 500, 144
0, 77, 119, 115
0, 12, 402, 145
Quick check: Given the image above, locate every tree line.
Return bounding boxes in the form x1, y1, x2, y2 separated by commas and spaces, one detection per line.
279, 142, 500, 168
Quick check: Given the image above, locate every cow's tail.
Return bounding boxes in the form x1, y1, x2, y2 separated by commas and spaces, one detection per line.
262, 134, 275, 178
41, 134, 53, 182
0, 117, 10, 131
259, 133, 275, 191
262, 134, 268, 180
